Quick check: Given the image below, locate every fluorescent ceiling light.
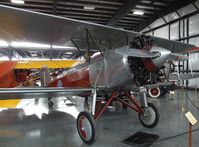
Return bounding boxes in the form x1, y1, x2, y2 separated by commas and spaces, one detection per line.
84, 6, 95, 10
65, 52, 73, 55
52, 45, 76, 49
133, 10, 144, 15
11, 41, 50, 49
0, 40, 9, 47
11, 0, 24, 4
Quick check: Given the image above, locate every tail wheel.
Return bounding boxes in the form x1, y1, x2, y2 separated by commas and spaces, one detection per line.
148, 87, 161, 98
77, 111, 96, 144
138, 103, 159, 128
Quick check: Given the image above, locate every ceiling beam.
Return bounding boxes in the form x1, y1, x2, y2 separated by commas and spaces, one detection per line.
52, 0, 58, 14
106, 0, 139, 26
137, 0, 196, 31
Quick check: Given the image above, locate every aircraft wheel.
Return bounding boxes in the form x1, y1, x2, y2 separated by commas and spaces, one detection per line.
148, 87, 161, 98
48, 101, 53, 108
138, 103, 159, 128
77, 111, 96, 144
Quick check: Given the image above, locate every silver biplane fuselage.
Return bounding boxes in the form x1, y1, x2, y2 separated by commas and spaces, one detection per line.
57, 45, 172, 90
0, 5, 197, 145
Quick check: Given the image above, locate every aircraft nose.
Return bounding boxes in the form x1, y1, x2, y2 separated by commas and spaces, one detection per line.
151, 46, 171, 69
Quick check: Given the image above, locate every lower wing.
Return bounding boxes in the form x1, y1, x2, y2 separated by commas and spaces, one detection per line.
169, 73, 199, 81
0, 87, 93, 100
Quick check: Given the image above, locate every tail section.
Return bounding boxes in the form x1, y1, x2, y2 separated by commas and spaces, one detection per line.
0, 61, 17, 88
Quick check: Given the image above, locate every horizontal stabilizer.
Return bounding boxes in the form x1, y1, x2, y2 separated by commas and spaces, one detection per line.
169, 53, 189, 61
116, 48, 159, 58
169, 73, 199, 81
145, 81, 174, 88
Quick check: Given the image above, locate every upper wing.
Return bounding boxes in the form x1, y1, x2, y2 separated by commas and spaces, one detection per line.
0, 5, 195, 53
0, 87, 93, 99
168, 53, 189, 61
115, 47, 160, 58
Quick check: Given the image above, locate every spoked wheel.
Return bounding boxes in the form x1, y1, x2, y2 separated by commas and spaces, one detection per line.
77, 111, 96, 144
148, 87, 161, 98
138, 103, 159, 128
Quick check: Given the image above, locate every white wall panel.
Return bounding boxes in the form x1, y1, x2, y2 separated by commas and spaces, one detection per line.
194, 0, 199, 9
178, 4, 196, 17
164, 12, 179, 22
189, 37, 199, 46
188, 78, 199, 88
149, 18, 165, 29
170, 22, 179, 40
140, 27, 150, 33
188, 52, 199, 70
144, 31, 153, 36
189, 14, 199, 36
154, 26, 169, 39
187, 52, 199, 88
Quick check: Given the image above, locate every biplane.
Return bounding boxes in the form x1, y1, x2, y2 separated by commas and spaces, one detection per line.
0, 5, 199, 144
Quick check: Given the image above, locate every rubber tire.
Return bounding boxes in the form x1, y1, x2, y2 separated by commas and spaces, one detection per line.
148, 87, 161, 98
138, 103, 159, 128
77, 111, 96, 145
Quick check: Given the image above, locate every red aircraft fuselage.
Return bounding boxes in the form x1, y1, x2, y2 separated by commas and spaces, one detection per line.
48, 65, 90, 88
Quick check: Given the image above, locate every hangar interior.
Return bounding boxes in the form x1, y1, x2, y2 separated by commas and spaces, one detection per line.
0, 0, 199, 147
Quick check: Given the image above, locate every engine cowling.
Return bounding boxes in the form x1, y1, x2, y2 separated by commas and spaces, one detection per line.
143, 46, 171, 72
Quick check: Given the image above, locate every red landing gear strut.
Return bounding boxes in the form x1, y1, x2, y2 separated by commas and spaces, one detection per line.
77, 88, 159, 145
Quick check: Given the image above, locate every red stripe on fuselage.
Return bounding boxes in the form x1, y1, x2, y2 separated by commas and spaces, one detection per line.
183, 47, 199, 53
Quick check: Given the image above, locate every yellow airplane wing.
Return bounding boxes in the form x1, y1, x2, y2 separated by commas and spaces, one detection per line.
14, 60, 82, 69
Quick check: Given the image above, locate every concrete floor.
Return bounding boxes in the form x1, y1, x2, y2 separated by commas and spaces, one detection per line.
0, 89, 199, 147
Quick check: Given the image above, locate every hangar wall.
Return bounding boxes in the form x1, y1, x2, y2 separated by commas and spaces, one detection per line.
142, 0, 199, 88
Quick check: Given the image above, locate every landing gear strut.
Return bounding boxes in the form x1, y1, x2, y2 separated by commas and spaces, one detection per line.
48, 97, 53, 108
76, 88, 159, 144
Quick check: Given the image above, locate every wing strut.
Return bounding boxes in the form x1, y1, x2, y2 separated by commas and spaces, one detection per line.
86, 28, 104, 56
71, 39, 89, 62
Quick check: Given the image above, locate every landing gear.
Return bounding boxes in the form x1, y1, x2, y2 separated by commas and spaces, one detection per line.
138, 103, 159, 128
148, 86, 168, 98
84, 97, 92, 112
48, 97, 53, 108
148, 87, 161, 98
77, 111, 96, 145
76, 88, 159, 145
48, 101, 53, 107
